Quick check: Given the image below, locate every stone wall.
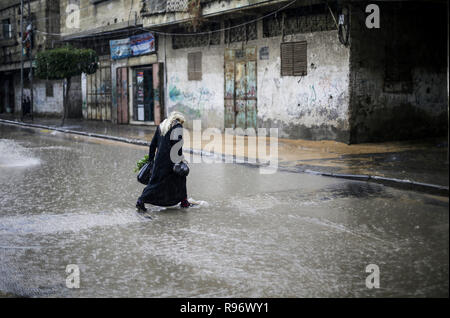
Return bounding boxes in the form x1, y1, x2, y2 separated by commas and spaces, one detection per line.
13, 74, 82, 117
162, 18, 351, 141
348, 1, 448, 143
60, 0, 143, 36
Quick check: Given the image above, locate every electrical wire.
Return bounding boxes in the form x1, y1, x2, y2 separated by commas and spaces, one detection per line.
33, 0, 299, 38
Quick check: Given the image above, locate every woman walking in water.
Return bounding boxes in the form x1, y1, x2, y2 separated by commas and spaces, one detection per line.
136, 111, 190, 211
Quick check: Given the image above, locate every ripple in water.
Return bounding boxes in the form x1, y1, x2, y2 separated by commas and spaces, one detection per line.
0, 139, 40, 168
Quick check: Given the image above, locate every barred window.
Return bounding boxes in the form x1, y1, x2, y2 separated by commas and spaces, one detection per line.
263, 4, 337, 38
172, 22, 221, 49
224, 20, 257, 43
2, 19, 12, 39
281, 41, 307, 76
188, 52, 202, 81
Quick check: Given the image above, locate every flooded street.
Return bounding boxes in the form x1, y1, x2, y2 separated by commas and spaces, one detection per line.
0, 125, 448, 297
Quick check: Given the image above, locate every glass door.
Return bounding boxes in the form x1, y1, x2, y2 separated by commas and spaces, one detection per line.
134, 67, 154, 122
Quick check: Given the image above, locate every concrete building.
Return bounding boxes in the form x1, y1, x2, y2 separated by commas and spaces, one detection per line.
60, 0, 164, 125
139, 0, 448, 142
2, 0, 447, 143
0, 0, 82, 117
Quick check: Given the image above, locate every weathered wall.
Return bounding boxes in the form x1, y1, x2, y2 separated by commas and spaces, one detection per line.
0, 0, 60, 65
60, 0, 143, 36
257, 31, 350, 140
13, 74, 82, 116
162, 34, 225, 130
0, 0, 61, 116
163, 20, 351, 140
349, 1, 448, 143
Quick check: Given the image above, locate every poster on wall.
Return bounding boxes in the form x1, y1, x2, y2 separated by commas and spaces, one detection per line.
110, 33, 155, 60
130, 33, 155, 56
259, 47, 269, 60
136, 71, 145, 121
110, 38, 131, 60
138, 105, 145, 121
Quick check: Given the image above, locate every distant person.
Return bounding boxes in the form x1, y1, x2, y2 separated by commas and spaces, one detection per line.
136, 111, 191, 211
22, 96, 30, 115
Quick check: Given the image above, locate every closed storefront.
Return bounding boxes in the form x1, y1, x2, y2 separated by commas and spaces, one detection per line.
86, 56, 112, 121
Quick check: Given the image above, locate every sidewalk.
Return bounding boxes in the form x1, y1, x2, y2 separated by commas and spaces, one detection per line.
1, 114, 448, 194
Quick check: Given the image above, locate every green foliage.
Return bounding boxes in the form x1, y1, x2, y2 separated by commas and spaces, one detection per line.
35, 46, 98, 80
134, 155, 150, 173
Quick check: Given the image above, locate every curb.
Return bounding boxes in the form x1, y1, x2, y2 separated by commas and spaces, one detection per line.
303, 170, 449, 196
0, 118, 150, 146
2, 118, 449, 196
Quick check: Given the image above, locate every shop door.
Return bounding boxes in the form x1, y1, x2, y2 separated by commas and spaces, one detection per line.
116, 67, 128, 124
224, 47, 257, 130
133, 67, 154, 122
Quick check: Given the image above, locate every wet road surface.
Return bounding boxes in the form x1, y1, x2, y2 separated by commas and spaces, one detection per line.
0, 125, 448, 297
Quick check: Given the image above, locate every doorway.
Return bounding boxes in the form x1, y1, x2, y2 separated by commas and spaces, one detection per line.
224, 47, 257, 130
116, 67, 128, 124
0, 75, 15, 113
133, 67, 154, 122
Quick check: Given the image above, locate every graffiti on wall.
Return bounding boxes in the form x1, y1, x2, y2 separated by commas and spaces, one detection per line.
168, 75, 215, 119
258, 60, 349, 128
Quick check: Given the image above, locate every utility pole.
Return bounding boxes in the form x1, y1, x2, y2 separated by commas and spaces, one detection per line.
27, 0, 33, 121
20, 0, 24, 121
19, 0, 33, 121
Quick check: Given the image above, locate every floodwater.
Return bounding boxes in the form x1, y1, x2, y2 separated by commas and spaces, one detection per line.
0, 124, 448, 297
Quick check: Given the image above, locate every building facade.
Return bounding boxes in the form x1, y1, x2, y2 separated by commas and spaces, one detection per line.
60, 0, 165, 125
0, 0, 82, 117
139, 0, 447, 142
1, 0, 448, 143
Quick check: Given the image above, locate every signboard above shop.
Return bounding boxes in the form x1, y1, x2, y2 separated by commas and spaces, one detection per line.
110, 32, 156, 60
110, 38, 131, 60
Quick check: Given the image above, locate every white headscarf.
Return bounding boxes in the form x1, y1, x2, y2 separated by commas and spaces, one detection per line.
160, 111, 185, 136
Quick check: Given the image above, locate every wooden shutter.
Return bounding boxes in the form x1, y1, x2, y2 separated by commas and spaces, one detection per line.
281, 41, 307, 76
188, 52, 202, 81
281, 43, 294, 76
293, 41, 307, 76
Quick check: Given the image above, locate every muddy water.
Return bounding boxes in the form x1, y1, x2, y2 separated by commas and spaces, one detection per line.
0, 125, 448, 297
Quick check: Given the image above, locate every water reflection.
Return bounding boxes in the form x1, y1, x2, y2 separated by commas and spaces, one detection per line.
0, 125, 448, 297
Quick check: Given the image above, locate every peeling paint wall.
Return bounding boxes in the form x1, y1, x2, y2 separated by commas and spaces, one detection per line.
349, 2, 448, 143
13, 74, 81, 116
164, 19, 350, 141
60, 0, 143, 36
257, 30, 350, 140
163, 39, 224, 130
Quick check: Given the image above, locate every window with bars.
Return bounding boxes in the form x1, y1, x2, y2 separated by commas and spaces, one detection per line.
172, 22, 221, 49
2, 19, 12, 39
281, 41, 307, 76
188, 52, 202, 81
224, 20, 257, 43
